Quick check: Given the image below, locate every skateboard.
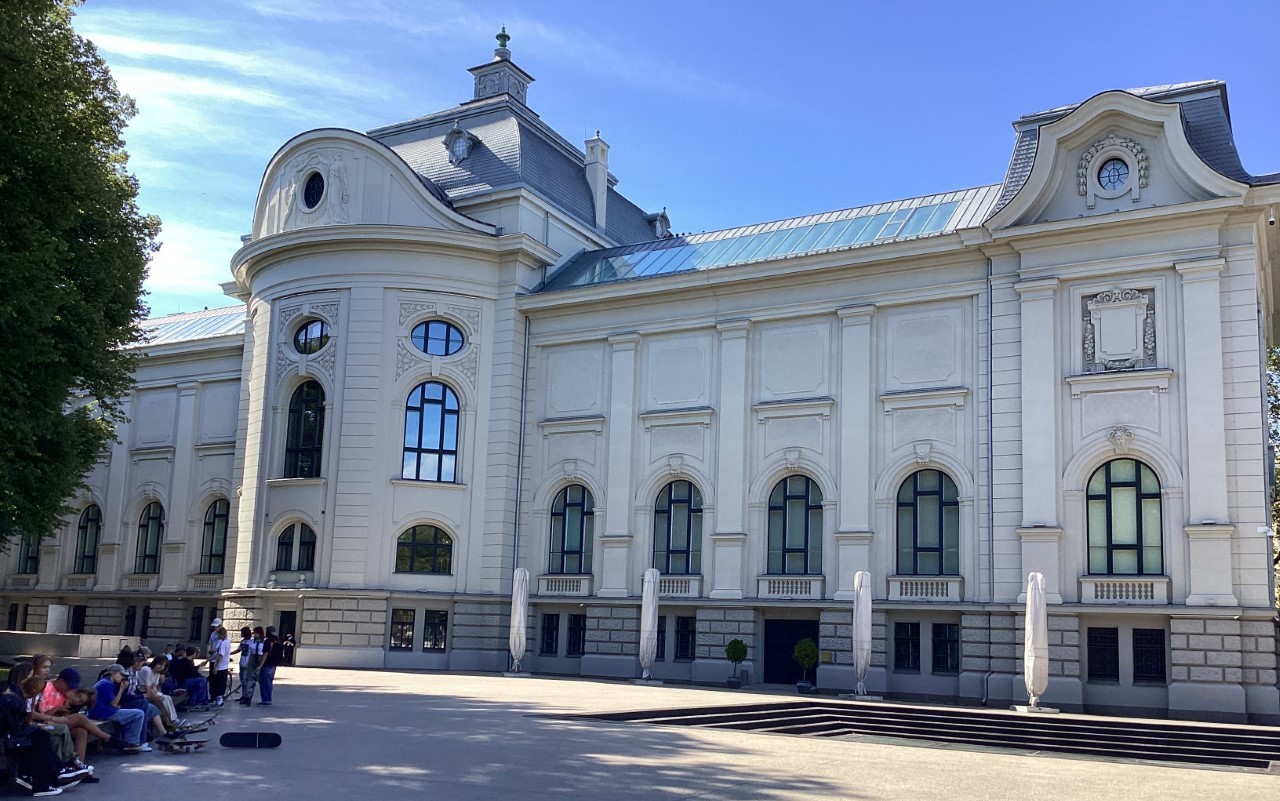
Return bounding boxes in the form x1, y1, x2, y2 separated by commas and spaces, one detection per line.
157, 737, 209, 754
219, 731, 282, 749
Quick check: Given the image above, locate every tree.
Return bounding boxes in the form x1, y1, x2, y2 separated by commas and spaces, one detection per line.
1269, 348, 1280, 607
0, 0, 157, 547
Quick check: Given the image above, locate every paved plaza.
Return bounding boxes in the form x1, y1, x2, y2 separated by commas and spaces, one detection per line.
77, 667, 1277, 800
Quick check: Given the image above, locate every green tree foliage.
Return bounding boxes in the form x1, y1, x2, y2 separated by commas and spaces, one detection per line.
0, 0, 157, 546
1269, 348, 1280, 607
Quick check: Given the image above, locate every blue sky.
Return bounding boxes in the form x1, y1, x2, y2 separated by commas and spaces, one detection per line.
74, 0, 1280, 317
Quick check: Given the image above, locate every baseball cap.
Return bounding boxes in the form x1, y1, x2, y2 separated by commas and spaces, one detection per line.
104, 664, 127, 675
211, 618, 223, 628
56, 668, 81, 690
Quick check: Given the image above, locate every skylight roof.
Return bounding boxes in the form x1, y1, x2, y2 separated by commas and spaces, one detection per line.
543, 185, 1001, 291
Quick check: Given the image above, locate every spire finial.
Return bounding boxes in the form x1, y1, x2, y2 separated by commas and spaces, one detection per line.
496, 26, 510, 49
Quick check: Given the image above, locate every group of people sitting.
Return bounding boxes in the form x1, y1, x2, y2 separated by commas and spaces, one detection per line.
0, 620, 286, 796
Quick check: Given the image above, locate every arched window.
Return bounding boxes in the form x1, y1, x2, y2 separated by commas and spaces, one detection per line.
896, 470, 960, 575
395, 525, 453, 574
653, 480, 703, 575
285, 381, 325, 478
402, 382, 459, 482
135, 501, 164, 574
1087, 459, 1162, 575
17, 535, 39, 575
200, 499, 230, 574
767, 476, 822, 575
74, 505, 102, 574
274, 522, 317, 572
549, 484, 594, 574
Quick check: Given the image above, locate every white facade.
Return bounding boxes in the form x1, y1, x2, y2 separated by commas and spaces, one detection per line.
7, 45, 1279, 722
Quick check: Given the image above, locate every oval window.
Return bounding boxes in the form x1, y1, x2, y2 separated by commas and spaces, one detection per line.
411, 320, 465, 356
303, 172, 325, 209
293, 319, 330, 354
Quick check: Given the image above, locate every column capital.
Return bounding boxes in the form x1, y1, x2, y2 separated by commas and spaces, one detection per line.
607, 331, 640, 350
836, 304, 875, 324
1175, 258, 1225, 282
1013, 277, 1059, 298
716, 319, 752, 338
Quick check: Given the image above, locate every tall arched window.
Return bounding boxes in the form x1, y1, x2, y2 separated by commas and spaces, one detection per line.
653, 480, 703, 575
74, 505, 102, 574
200, 499, 230, 574
395, 525, 453, 574
402, 381, 459, 482
135, 501, 164, 574
549, 484, 594, 575
17, 535, 39, 575
1087, 458, 1162, 575
285, 381, 325, 478
767, 476, 822, 575
274, 522, 317, 572
896, 470, 960, 576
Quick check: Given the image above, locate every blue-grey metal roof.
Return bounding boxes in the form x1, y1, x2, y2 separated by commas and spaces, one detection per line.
543, 185, 1001, 292
989, 81, 1278, 219
371, 99, 657, 246
138, 306, 245, 348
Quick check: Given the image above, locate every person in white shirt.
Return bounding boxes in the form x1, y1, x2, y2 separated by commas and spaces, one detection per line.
208, 627, 232, 708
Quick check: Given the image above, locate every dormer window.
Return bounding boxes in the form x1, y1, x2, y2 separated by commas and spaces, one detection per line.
444, 122, 477, 165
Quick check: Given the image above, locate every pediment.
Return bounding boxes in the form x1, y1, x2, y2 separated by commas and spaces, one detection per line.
987, 91, 1247, 231
250, 129, 494, 240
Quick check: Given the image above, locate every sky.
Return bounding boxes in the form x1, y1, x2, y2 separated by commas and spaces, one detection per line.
73, 0, 1280, 318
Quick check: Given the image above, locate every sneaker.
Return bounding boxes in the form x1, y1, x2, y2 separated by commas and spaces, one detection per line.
214, 699, 224, 708
136, 743, 152, 753
59, 764, 91, 781
72, 758, 94, 775
32, 788, 62, 797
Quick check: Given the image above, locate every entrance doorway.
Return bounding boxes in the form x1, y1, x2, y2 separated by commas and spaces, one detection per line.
278, 610, 297, 665
763, 618, 820, 683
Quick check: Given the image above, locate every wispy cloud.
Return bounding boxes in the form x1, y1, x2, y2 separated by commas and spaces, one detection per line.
145, 220, 242, 303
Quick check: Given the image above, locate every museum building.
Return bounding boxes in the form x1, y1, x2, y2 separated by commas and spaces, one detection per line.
6, 36, 1280, 722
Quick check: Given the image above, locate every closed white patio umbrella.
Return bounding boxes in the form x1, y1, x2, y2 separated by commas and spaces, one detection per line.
638, 568, 660, 680
852, 570, 872, 697
1023, 571, 1049, 708
509, 567, 529, 674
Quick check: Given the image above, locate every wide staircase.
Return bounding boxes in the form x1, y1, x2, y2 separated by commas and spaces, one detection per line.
582, 699, 1280, 770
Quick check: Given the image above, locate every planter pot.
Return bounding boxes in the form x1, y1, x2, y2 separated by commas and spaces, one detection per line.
796, 680, 815, 694
726, 676, 743, 689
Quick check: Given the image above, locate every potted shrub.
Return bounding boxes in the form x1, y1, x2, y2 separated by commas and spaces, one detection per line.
725, 638, 747, 688
793, 637, 818, 694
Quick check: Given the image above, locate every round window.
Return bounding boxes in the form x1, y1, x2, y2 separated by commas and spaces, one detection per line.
411, 320, 465, 356
293, 319, 330, 354
1097, 158, 1129, 192
302, 172, 325, 209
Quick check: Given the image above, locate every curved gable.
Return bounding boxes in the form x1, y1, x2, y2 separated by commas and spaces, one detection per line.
986, 91, 1247, 231
250, 129, 495, 240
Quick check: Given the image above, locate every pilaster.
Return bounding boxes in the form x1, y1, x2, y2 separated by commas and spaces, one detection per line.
1175, 258, 1229, 524
1014, 277, 1059, 526
711, 320, 750, 599
836, 306, 874, 534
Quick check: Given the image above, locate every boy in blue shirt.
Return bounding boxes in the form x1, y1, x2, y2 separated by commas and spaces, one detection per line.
86, 665, 147, 753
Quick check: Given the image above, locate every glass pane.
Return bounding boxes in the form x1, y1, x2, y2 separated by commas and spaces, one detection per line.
670, 553, 687, 574
443, 414, 458, 448
791, 221, 833, 252
1141, 498, 1161, 548
808, 482, 823, 505
918, 495, 940, 547
898, 481, 913, 503
787, 475, 806, 495
897, 508, 914, 553
654, 512, 668, 545
423, 407, 441, 448
768, 547, 783, 574
568, 485, 583, 504
1140, 464, 1159, 494
831, 216, 875, 248
1111, 488, 1137, 544
564, 554, 580, 574
566, 507, 582, 550
918, 470, 939, 491
1088, 545, 1107, 574
1112, 549, 1138, 574
942, 476, 957, 502
852, 212, 892, 244
691, 510, 702, 544
1143, 545, 1162, 574
1087, 467, 1106, 495
785, 552, 805, 574
672, 505, 689, 549
421, 454, 439, 481
917, 551, 940, 575
440, 454, 456, 482
404, 411, 419, 447
876, 207, 913, 239
1110, 459, 1135, 483
785, 499, 807, 547
768, 510, 784, 548
769, 482, 785, 506
942, 504, 959, 550
813, 218, 857, 249
1087, 500, 1107, 548
898, 204, 938, 237
942, 546, 959, 575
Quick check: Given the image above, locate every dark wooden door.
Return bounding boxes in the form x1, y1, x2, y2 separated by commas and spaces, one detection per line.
278, 610, 298, 664
763, 618, 820, 683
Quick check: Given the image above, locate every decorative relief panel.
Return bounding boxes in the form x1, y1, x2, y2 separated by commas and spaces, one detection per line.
545, 347, 603, 416
395, 340, 418, 380
398, 301, 436, 326
446, 304, 481, 333
1082, 288, 1155, 373
885, 309, 962, 390
313, 343, 337, 378
279, 148, 351, 229
759, 324, 828, 400
275, 344, 295, 386
1078, 133, 1149, 208
279, 305, 304, 332
310, 302, 339, 322
1081, 390, 1160, 434
649, 425, 706, 463
646, 338, 710, 409
456, 345, 479, 385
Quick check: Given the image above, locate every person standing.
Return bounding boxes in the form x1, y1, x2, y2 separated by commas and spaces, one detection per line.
208, 627, 232, 708
237, 627, 263, 706
282, 633, 296, 666
257, 626, 283, 706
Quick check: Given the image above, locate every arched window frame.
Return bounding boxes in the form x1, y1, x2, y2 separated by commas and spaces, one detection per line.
200, 498, 230, 574
652, 480, 703, 575
285, 381, 325, 479
394, 525, 453, 575
766, 475, 823, 575
74, 505, 102, 574
402, 381, 460, 483
549, 484, 594, 575
1086, 458, 1162, 576
273, 522, 318, 572
135, 501, 164, 574
896, 469, 960, 576
17, 535, 40, 575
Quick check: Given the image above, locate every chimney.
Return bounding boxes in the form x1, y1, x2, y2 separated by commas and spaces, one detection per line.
584, 130, 609, 231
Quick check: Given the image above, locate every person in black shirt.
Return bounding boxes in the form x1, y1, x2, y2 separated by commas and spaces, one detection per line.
257, 626, 283, 706
170, 647, 210, 706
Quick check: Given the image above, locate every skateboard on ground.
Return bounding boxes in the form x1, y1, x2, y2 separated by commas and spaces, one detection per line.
157, 736, 210, 754
219, 731, 282, 749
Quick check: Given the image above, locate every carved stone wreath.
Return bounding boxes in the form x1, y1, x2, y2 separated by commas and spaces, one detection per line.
1077, 134, 1149, 197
